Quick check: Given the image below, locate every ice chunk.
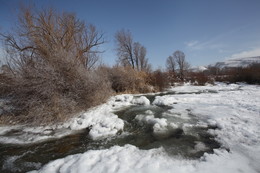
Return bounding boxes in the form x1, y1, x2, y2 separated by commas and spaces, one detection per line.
88, 116, 124, 140
152, 96, 178, 106
135, 115, 167, 127
135, 114, 181, 139
114, 95, 133, 102
144, 110, 153, 115
131, 96, 150, 105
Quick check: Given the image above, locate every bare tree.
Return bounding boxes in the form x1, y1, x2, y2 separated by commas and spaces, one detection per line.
173, 50, 189, 81
115, 29, 151, 71
133, 42, 141, 70
133, 42, 151, 72
0, 7, 111, 125
166, 55, 175, 73
115, 29, 134, 68
1, 7, 104, 70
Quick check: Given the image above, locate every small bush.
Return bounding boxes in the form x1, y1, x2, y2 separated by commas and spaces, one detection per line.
188, 72, 214, 86
99, 66, 152, 93
148, 70, 169, 91
166, 71, 179, 85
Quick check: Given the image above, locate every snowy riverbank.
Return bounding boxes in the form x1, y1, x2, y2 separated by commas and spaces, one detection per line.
1, 83, 259, 173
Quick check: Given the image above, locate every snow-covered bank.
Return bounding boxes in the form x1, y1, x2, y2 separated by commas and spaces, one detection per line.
0, 94, 148, 144
154, 83, 260, 172
29, 145, 257, 173
29, 83, 260, 173
167, 82, 241, 94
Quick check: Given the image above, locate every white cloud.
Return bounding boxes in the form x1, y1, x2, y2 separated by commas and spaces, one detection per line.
228, 47, 260, 60
185, 26, 248, 51
185, 40, 199, 47
185, 39, 223, 50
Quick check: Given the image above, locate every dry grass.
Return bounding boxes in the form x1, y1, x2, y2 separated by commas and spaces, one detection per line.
99, 66, 153, 94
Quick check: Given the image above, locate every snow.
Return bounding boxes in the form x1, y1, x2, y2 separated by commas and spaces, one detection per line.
0, 125, 72, 144
30, 83, 260, 173
0, 94, 151, 144
135, 114, 167, 127
135, 114, 169, 137
166, 82, 240, 94
192, 141, 209, 153
29, 145, 258, 173
190, 66, 208, 72
153, 95, 178, 106
114, 94, 133, 104
68, 111, 124, 140
2, 83, 260, 173
131, 96, 150, 105
135, 111, 180, 139
29, 145, 194, 173
67, 95, 151, 140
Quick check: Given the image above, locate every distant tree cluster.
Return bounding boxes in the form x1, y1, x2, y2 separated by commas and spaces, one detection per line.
208, 63, 260, 84
115, 29, 151, 72
166, 50, 190, 81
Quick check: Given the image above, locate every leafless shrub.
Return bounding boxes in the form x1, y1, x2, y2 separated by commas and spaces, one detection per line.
166, 71, 179, 85
148, 70, 169, 91
215, 63, 260, 84
99, 66, 152, 93
188, 72, 214, 86
0, 7, 111, 125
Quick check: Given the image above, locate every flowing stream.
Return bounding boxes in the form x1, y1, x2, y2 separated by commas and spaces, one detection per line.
0, 92, 222, 173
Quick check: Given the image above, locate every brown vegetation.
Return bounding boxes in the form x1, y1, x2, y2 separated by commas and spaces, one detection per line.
0, 8, 111, 125
187, 71, 214, 86
0, 7, 170, 126
148, 70, 170, 91
99, 66, 153, 93
166, 50, 190, 81
211, 63, 260, 84
0, 6, 233, 126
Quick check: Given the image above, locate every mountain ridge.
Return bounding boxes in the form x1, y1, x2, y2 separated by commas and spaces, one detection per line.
212, 56, 260, 69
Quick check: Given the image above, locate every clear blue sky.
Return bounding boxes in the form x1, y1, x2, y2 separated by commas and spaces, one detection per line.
1, 0, 260, 68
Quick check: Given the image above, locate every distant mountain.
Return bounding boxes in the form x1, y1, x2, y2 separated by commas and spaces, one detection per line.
191, 56, 260, 72
212, 56, 260, 69
190, 66, 208, 72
